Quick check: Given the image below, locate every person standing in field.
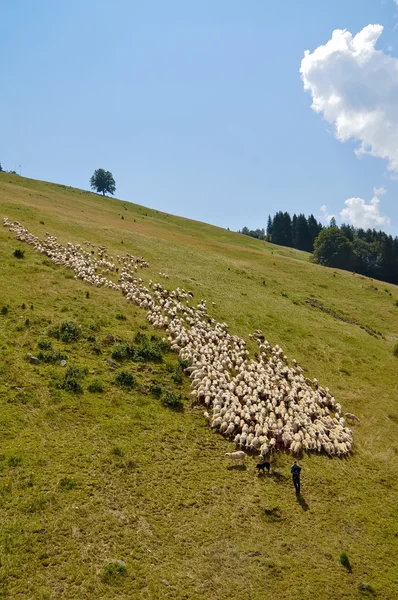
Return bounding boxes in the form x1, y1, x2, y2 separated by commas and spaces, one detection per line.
290, 460, 302, 494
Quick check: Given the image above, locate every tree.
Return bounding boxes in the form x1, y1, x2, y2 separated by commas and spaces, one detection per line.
90, 168, 116, 196
313, 227, 355, 270
295, 214, 312, 252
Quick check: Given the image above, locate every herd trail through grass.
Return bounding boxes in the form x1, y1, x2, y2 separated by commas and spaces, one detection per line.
0, 173, 397, 599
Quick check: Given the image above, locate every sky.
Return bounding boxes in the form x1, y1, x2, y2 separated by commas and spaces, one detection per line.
1, 0, 398, 235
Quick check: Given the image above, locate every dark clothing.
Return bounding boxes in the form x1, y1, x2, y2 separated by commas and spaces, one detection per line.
290, 464, 301, 494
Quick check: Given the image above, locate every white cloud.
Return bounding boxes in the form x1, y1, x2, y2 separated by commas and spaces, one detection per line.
319, 204, 336, 224
372, 185, 386, 196
300, 25, 398, 172
340, 189, 391, 228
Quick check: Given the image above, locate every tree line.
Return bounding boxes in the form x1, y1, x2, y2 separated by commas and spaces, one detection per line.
239, 212, 398, 285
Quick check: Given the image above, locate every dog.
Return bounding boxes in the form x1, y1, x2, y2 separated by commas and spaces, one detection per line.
256, 461, 270, 474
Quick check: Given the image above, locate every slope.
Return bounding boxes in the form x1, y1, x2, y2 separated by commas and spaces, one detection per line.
0, 173, 397, 600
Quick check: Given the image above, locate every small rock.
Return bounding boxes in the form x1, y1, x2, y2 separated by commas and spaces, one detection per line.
106, 358, 118, 368
60, 360, 67, 367
248, 551, 261, 557
161, 579, 170, 586
104, 334, 114, 344
212, 486, 217, 492
29, 356, 39, 365
114, 559, 126, 567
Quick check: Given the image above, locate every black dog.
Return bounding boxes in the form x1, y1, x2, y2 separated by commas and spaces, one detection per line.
256, 461, 270, 474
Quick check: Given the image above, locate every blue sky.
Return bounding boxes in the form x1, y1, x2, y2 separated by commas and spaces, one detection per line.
1, 0, 397, 234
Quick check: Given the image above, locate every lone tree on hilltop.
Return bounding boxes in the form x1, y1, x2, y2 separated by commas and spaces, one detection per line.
90, 168, 116, 196
0, 162, 3, 172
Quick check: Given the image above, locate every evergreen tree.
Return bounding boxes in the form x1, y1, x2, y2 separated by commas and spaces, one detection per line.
295, 214, 311, 252
307, 214, 323, 250
266, 215, 273, 240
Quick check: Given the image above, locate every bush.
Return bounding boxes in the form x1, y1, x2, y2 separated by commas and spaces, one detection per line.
102, 560, 127, 583
87, 379, 104, 393
171, 364, 184, 384
112, 446, 124, 457
340, 551, 352, 572
59, 365, 87, 394
162, 390, 183, 410
38, 350, 67, 364
8, 455, 22, 467
393, 343, 398, 358
179, 359, 191, 370
115, 371, 135, 389
13, 249, 25, 259
112, 344, 134, 362
49, 321, 81, 343
149, 383, 162, 398
115, 313, 127, 321
37, 340, 52, 351
1, 306, 9, 315
59, 477, 77, 490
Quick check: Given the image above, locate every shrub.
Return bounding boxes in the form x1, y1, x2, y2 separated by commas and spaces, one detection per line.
37, 340, 52, 351
340, 551, 352, 572
115, 313, 127, 321
102, 560, 127, 583
115, 371, 135, 389
112, 344, 134, 362
8, 455, 22, 467
13, 249, 25, 259
87, 379, 104, 393
133, 335, 164, 363
162, 390, 183, 410
59, 365, 87, 394
149, 383, 162, 398
179, 359, 191, 370
134, 332, 147, 344
171, 364, 184, 384
38, 350, 67, 364
59, 477, 77, 490
112, 446, 124, 457
393, 343, 398, 358
49, 321, 81, 343
1, 306, 8, 315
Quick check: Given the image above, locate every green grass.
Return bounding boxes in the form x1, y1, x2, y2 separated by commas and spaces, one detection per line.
0, 173, 397, 599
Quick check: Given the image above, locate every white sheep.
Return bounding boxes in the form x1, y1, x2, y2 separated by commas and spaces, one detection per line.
225, 451, 246, 463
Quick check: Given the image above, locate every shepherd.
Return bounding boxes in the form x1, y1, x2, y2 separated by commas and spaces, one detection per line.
290, 460, 302, 494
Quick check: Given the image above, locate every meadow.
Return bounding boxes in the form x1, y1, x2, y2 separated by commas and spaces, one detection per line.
0, 173, 397, 599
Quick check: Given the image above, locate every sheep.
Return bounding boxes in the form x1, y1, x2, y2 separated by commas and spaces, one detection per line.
4, 217, 354, 461
225, 451, 246, 463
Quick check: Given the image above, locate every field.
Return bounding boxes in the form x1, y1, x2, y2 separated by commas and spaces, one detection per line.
0, 173, 397, 600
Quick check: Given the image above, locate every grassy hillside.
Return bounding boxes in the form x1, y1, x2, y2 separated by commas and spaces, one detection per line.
0, 173, 397, 600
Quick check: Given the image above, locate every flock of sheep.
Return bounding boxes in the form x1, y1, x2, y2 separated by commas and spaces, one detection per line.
3, 216, 355, 458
